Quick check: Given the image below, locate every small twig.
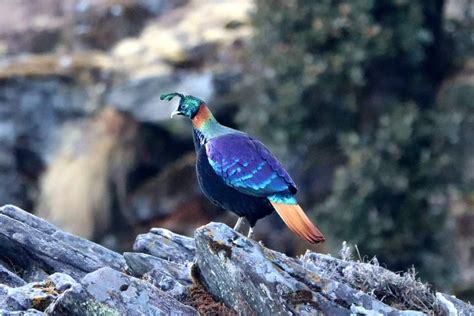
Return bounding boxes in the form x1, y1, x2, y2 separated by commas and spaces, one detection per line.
354, 244, 362, 262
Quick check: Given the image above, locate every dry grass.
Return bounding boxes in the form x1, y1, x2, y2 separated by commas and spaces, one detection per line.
184, 264, 238, 315
341, 258, 439, 313
304, 242, 442, 314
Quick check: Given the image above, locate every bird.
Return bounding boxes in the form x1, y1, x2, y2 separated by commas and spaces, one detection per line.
160, 92, 325, 243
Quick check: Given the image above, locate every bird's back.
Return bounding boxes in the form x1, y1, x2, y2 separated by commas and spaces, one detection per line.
203, 132, 297, 198
194, 133, 274, 226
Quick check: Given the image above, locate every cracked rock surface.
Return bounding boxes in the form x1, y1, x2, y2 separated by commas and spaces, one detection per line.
0, 204, 472, 315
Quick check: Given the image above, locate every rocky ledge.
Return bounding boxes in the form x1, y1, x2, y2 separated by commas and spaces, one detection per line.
0, 204, 471, 315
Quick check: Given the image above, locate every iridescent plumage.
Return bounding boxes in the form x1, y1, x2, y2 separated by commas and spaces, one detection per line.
160, 93, 325, 243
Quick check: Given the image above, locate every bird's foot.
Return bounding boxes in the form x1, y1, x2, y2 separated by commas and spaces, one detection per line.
247, 226, 255, 240
233, 217, 244, 233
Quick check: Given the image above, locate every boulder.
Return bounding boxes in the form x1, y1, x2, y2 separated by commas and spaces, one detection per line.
0, 205, 472, 315
0, 265, 26, 288
194, 222, 435, 315
133, 227, 196, 263
46, 267, 197, 315
0, 205, 125, 281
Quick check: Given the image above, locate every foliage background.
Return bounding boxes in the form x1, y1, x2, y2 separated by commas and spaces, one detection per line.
239, 0, 474, 290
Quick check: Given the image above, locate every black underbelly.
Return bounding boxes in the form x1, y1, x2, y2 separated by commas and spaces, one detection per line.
195, 147, 274, 226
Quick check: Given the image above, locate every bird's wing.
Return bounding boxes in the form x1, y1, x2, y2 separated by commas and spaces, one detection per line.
205, 133, 297, 197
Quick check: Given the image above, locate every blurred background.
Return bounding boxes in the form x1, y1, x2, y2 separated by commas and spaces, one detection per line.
0, 0, 472, 300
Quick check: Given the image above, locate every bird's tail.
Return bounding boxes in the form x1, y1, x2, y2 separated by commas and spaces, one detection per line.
270, 202, 325, 244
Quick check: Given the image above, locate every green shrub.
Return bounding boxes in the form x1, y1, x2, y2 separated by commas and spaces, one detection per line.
240, 0, 433, 154
242, 0, 468, 288
319, 103, 461, 288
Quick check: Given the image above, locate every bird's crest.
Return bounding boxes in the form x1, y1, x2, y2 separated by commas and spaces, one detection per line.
160, 92, 184, 102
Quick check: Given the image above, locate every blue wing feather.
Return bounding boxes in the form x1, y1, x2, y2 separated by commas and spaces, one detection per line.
206, 133, 297, 197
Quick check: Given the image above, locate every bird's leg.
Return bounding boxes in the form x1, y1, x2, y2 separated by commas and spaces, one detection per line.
233, 217, 244, 232
247, 226, 255, 240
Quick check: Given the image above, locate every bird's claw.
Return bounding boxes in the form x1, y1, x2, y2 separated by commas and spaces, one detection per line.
247, 227, 255, 239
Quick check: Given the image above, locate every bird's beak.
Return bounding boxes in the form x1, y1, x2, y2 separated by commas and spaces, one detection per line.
170, 110, 181, 118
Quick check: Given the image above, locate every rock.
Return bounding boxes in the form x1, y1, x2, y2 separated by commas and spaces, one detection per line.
133, 227, 195, 264
0, 205, 471, 314
0, 0, 65, 56
111, 0, 252, 70
106, 71, 214, 123
50, 231, 126, 271
195, 222, 445, 315
0, 205, 125, 281
195, 222, 345, 315
0, 214, 103, 279
72, 0, 188, 51
436, 292, 474, 315
124, 252, 192, 285
0, 310, 44, 315
20, 266, 49, 285
265, 248, 426, 315
143, 268, 188, 299
106, 74, 178, 123
46, 267, 198, 315
0, 75, 103, 209
0, 264, 26, 288
47, 273, 80, 293
0, 0, 186, 55
0, 205, 58, 235
0, 280, 57, 312
0, 214, 85, 280
302, 251, 439, 313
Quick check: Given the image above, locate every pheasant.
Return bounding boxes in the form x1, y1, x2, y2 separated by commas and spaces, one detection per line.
161, 93, 324, 243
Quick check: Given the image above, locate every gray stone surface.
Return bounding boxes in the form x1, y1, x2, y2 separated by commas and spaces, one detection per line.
0, 281, 56, 312
437, 292, 474, 316
195, 222, 344, 315
194, 222, 465, 316
0, 310, 44, 315
0, 205, 471, 315
302, 251, 440, 313
124, 251, 191, 298
0, 205, 58, 235
0, 205, 125, 281
124, 252, 192, 285
106, 75, 180, 123
0, 78, 98, 208
51, 230, 126, 271
0, 214, 104, 279
133, 227, 196, 263
47, 273, 81, 293
46, 267, 198, 315
0, 264, 26, 288
143, 268, 188, 299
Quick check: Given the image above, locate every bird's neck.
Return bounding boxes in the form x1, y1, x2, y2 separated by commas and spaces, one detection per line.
192, 105, 216, 129
192, 105, 226, 142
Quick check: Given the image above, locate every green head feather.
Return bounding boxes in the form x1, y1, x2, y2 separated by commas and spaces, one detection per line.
160, 92, 204, 119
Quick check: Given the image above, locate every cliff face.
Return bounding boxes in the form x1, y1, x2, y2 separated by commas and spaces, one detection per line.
0, 0, 253, 251
0, 204, 471, 315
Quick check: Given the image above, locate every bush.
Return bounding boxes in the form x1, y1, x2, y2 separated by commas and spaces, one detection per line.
239, 0, 435, 155
319, 103, 462, 288
243, 0, 467, 288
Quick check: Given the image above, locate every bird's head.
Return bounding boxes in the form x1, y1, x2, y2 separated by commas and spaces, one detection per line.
160, 92, 204, 119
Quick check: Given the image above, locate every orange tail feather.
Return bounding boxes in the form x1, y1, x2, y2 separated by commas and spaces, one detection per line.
270, 202, 325, 244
